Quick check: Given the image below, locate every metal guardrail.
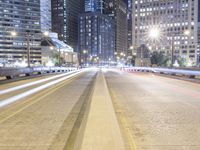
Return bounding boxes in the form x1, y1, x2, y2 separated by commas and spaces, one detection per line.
124, 67, 200, 78
0, 67, 78, 79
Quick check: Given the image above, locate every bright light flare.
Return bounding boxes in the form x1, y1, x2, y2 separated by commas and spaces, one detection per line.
43, 31, 50, 37
10, 31, 17, 36
184, 30, 190, 36
148, 28, 160, 39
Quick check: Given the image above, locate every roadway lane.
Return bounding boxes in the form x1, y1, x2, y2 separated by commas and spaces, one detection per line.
0, 70, 80, 100
104, 70, 200, 150
0, 70, 97, 150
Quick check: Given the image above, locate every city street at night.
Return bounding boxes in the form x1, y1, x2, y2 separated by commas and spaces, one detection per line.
1, 0, 200, 149
0, 69, 199, 150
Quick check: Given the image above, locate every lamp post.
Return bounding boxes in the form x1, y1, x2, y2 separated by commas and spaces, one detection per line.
83, 50, 87, 66
3, 27, 17, 66
58, 46, 61, 67
171, 35, 175, 67
147, 27, 161, 67
26, 32, 31, 67
26, 31, 49, 67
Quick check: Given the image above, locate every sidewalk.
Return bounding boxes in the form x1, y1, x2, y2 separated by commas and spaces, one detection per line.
80, 71, 125, 150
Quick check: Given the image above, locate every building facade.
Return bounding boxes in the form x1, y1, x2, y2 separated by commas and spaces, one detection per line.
78, 12, 115, 64
133, 0, 199, 66
40, 0, 52, 32
197, 0, 200, 66
127, 0, 132, 55
51, 0, 84, 51
0, 0, 41, 66
85, 0, 104, 12
104, 0, 128, 56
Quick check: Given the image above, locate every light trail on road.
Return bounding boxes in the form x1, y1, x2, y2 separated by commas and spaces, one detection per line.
0, 69, 87, 108
0, 68, 199, 150
0, 70, 97, 150
0, 70, 80, 95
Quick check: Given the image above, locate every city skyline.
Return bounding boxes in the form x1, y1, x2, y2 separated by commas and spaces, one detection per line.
0, 0, 200, 67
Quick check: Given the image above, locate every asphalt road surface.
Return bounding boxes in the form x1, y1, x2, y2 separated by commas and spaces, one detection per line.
104, 69, 200, 150
0, 68, 199, 150
0, 69, 97, 150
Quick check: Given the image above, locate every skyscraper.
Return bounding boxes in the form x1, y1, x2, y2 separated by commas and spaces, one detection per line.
0, 0, 41, 66
51, 0, 84, 51
104, 0, 128, 55
78, 12, 115, 64
197, 0, 200, 66
40, 0, 52, 32
133, 0, 198, 66
85, 0, 104, 12
127, 0, 132, 55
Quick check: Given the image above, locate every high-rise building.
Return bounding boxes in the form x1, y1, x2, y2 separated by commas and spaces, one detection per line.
127, 0, 132, 55
133, 0, 198, 66
85, 0, 103, 12
104, 0, 128, 55
51, 0, 84, 51
197, 0, 200, 66
40, 0, 52, 32
0, 0, 41, 66
78, 12, 115, 64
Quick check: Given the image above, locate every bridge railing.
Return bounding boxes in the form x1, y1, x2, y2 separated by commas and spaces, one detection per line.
124, 67, 200, 78
0, 67, 78, 79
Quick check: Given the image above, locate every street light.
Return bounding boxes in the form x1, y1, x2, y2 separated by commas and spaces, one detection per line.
26, 31, 50, 67
43, 31, 50, 37
83, 50, 87, 65
3, 28, 17, 67
10, 31, 17, 37
148, 28, 161, 40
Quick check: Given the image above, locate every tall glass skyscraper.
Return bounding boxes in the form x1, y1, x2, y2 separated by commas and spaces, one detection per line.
78, 12, 115, 63
51, 0, 84, 51
40, 0, 52, 32
85, 0, 103, 12
0, 0, 41, 66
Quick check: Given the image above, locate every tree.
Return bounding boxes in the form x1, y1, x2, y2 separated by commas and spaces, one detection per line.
150, 51, 170, 67
51, 53, 65, 66
178, 57, 187, 67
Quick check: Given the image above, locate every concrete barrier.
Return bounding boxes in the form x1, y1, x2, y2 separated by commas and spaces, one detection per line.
124, 67, 200, 79
0, 67, 78, 79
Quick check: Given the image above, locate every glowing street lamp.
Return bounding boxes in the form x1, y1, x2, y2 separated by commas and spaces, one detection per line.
10, 31, 17, 37
43, 31, 50, 37
82, 50, 88, 65
148, 28, 161, 39
83, 50, 87, 54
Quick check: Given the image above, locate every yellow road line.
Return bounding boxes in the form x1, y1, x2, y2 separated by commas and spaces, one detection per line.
0, 73, 83, 124
110, 89, 137, 150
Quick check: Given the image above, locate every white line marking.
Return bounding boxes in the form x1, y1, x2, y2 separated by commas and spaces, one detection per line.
0, 70, 79, 95
0, 69, 86, 108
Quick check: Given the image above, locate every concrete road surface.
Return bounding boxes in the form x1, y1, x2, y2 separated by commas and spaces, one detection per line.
0, 69, 97, 150
0, 68, 200, 150
104, 69, 200, 150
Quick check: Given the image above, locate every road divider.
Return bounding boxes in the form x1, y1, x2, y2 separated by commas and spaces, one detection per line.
0, 69, 88, 108
80, 71, 126, 150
